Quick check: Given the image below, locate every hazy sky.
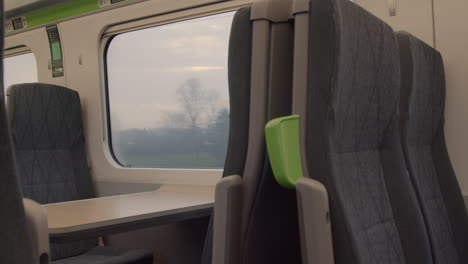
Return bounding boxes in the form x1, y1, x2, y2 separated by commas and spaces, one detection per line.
107, 11, 234, 130
3, 11, 234, 131
4, 53, 38, 90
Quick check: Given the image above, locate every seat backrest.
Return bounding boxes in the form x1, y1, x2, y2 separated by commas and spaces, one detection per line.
239, 3, 300, 264
0, 1, 36, 262
397, 32, 468, 264
204, 4, 301, 263
201, 7, 252, 264
7, 83, 97, 260
301, 0, 433, 263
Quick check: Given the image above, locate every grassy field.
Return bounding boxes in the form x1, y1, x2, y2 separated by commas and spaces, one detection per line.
118, 151, 225, 169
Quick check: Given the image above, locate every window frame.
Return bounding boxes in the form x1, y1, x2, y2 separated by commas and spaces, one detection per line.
103, 35, 124, 167
102, 11, 236, 170
4, 45, 33, 58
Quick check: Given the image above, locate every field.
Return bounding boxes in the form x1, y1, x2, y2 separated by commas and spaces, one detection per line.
117, 151, 225, 169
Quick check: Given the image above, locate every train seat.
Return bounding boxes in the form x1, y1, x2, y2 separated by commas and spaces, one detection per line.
201, 7, 252, 264
50, 246, 153, 264
236, 4, 300, 264
0, 1, 38, 262
292, 0, 434, 263
7, 83, 153, 264
205, 3, 302, 264
397, 32, 468, 263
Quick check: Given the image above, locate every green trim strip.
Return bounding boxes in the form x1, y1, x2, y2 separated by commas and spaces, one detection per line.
26, 0, 100, 28
6, 0, 138, 34
265, 115, 304, 189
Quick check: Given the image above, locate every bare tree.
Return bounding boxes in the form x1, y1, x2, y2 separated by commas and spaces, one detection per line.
175, 78, 222, 129
177, 78, 206, 129
205, 90, 221, 126
161, 111, 190, 129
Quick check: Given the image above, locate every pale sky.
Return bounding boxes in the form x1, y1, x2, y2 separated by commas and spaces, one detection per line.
106, 11, 234, 130
3, 11, 234, 131
4, 53, 38, 90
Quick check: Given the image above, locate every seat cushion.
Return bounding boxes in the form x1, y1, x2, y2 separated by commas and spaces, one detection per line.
406, 146, 458, 263
51, 246, 153, 264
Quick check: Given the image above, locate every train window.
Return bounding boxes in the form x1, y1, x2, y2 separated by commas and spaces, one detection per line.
4, 52, 38, 89
106, 12, 234, 169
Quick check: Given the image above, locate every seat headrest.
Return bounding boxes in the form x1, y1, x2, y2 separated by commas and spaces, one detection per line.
8, 83, 84, 149
328, 0, 400, 152
397, 32, 445, 146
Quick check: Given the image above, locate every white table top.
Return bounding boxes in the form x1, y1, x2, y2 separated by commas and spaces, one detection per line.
44, 185, 214, 236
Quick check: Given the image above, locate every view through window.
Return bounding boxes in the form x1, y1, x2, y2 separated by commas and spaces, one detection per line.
4, 52, 38, 89
106, 12, 234, 169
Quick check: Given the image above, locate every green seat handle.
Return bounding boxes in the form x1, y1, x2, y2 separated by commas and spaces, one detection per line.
265, 115, 304, 189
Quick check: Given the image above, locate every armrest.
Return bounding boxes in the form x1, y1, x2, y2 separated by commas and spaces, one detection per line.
23, 198, 50, 264
212, 175, 243, 264
296, 178, 334, 264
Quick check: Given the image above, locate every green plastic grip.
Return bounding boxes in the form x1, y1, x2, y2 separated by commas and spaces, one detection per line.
265, 115, 304, 189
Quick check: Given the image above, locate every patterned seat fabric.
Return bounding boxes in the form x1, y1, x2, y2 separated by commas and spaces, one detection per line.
202, 7, 301, 264
8, 83, 98, 260
51, 246, 153, 264
201, 8, 252, 264
397, 32, 468, 264
8, 83, 153, 264
305, 0, 433, 263
0, 1, 36, 263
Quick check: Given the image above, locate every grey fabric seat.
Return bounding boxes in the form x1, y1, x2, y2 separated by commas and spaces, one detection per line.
202, 6, 301, 264
200, 8, 252, 264
238, 11, 300, 264
303, 0, 433, 263
0, 1, 37, 262
397, 32, 468, 264
51, 247, 153, 264
7, 83, 152, 264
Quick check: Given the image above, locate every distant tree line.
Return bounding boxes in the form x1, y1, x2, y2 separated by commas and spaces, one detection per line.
112, 78, 229, 169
